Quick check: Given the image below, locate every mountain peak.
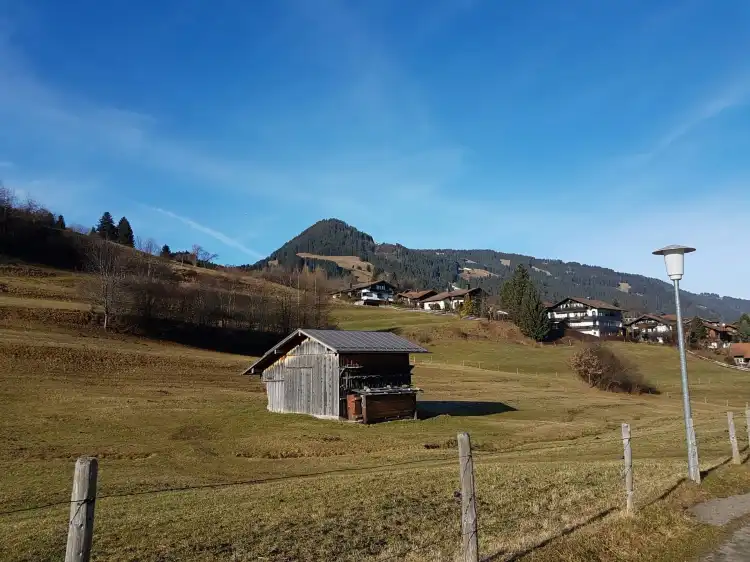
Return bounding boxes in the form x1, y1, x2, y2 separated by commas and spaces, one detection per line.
254, 220, 749, 321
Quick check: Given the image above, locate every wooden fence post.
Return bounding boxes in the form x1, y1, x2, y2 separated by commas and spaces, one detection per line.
621, 423, 634, 514
65, 457, 98, 562
458, 433, 479, 562
728, 412, 741, 465
745, 405, 750, 450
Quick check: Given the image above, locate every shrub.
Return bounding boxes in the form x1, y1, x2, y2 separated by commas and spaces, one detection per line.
569, 343, 656, 394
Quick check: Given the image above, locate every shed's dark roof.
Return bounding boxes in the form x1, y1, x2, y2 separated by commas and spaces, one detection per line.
242, 328, 428, 375
303, 329, 428, 353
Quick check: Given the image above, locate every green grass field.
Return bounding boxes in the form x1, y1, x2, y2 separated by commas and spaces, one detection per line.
1, 293, 750, 560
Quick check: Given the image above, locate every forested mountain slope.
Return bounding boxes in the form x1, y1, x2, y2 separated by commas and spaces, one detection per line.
250, 219, 749, 321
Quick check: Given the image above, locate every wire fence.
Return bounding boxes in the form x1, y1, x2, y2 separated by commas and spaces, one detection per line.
3, 409, 750, 562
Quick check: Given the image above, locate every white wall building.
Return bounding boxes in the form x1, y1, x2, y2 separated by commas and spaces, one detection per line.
331, 280, 397, 306
421, 288, 486, 312
547, 297, 623, 338
624, 314, 675, 343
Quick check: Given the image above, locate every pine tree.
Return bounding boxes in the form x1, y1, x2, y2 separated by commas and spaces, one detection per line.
55, 215, 66, 229
160, 244, 172, 259
519, 283, 551, 341
89, 227, 97, 236
738, 313, 750, 343
96, 212, 118, 241
500, 265, 530, 323
688, 317, 707, 348
116, 217, 135, 247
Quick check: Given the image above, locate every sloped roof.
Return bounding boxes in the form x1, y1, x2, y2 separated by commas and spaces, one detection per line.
242, 329, 428, 375
398, 289, 436, 300
730, 343, 750, 359
625, 314, 676, 327
548, 297, 624, 311
332, 279, 397, 294
422, 287, 484, 303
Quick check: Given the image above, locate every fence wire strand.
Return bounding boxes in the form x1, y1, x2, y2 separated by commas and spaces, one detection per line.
3, 412, 745, 561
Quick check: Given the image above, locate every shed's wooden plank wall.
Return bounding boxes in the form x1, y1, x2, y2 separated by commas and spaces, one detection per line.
263, 339, 339, 417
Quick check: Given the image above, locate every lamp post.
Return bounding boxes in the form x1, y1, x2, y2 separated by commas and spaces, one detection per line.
653, 245, 700, 483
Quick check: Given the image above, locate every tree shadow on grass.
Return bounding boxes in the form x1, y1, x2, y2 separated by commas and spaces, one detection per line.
417, 400, 516, 419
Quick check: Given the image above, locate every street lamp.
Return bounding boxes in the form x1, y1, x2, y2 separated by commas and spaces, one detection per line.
653, 245, 700, 483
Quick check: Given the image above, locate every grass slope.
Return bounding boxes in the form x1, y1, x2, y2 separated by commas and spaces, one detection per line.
297, 253, 374, 282
2, 286, 750, 560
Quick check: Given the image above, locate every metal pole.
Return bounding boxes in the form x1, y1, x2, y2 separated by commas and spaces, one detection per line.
673, 279, 699, 482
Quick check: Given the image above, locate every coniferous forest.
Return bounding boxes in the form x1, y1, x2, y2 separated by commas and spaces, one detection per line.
248, 218, 750, 322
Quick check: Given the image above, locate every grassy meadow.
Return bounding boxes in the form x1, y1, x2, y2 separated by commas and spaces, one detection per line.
1, 270, 750, 561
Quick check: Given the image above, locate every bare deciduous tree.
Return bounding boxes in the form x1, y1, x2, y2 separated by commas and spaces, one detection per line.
68, 223, 91, 235
191, 244, 219, 266
136, 237, 159, 256
81, 238, 127, 330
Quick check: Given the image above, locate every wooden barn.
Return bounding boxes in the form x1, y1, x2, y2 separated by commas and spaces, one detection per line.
241, 329, 428, 423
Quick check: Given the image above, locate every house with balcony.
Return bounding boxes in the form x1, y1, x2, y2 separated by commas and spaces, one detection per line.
331, 280, 397, 306
546, 297, 624, 338
625, 314, 675, 343
699, 319, 737, 349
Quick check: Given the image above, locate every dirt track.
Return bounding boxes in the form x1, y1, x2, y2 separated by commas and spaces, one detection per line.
692, 493, 750, 561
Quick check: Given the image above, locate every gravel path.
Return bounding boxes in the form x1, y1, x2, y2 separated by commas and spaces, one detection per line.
691, 493, 750, 562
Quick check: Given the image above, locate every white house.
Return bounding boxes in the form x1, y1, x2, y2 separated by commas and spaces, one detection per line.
547, 297, 623, 338
730, 343, 750, 368
625, 314, 675, 343
331, 280, 397, 306
421, 288, 485, 311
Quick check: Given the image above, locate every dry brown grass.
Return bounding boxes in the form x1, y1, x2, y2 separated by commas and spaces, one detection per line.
459, 267, 496, 280
297, 253, 374, 282
2, 274, 750, 560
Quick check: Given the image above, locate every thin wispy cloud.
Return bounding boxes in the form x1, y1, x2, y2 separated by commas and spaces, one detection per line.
150, 207, 263, 259
632, 80, 750, 165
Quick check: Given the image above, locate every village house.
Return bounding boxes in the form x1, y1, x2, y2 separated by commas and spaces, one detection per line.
700, 319, 736, 349
729, 343, 750, 368
331, 280, 397, 306
242, 329, 428, 423
421, 287, 486, 312
396, 289, 437, 307
624, 314, 675, 343
547, 297, 623, 338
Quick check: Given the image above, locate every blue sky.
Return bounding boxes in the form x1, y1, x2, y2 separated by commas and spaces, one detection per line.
0, 0, 749, 298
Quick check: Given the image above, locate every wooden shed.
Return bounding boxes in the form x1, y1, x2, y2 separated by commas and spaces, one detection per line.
241, 329, 428, 423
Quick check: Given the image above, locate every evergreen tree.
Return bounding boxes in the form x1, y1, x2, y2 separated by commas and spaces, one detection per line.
519, 283, 551, 341
738, 313, 750, 343
500, 265, 530, 323
160, 244, 172, 259
55, 215, 66, 229
89, 227, 97, 236
460, 295, 480, 317
688, 317, 707, 348
116, 217, 135, 247
96, 212, 118, 241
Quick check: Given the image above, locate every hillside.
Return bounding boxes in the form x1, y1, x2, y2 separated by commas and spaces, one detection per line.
4, 288, 750, 561
252, 219, 750, 321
